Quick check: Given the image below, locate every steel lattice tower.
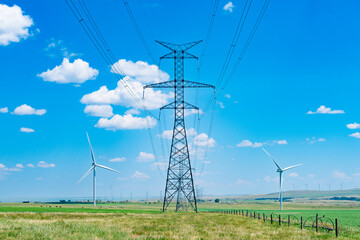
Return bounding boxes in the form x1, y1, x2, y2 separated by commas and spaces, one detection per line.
144, 40, 214, 212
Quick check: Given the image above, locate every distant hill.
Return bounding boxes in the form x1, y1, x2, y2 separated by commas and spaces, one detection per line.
205, 189, 360, 202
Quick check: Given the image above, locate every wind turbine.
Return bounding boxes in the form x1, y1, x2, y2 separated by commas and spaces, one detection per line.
262, 148, 302, 210
78, 133, 120, 206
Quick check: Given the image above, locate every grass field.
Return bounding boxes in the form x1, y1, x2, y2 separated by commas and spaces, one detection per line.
0, 201, 359, 239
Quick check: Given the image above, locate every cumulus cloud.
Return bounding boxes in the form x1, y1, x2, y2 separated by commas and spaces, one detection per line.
111, 59, 169, 83
95, 114, 157, 130
217, 101, 225, 109
81, 76, 173, 110
136, 152, 155, 162
15, 164, 24, 168
159, 128, 197, 139
125, 108, 140, 115
236, 179, 250, 185
332, 170, 351, 181
347, 122, 360, 129
237, 140, 263, 148
306, 105, 344, 114
84, 105, 114, 118
194, 133, 216, 147
38, 58, 98, 84
184, 109, 204, 117
13, 104, 46, 115
132, 171, 150, 179
44, 38, 80, 58
0, 4, 34, 46
20, 127, 35, 133
37, 161, 55, 168
26, 163, 35, 168
237, 139, 287, 148
225, 94, 231, 98
109, 157, 126, 162
288, 172, 299, 177
306, 137, 326, 144
223, 2, 234, 12
349, 132, 360, 139
0, 107, 8, 113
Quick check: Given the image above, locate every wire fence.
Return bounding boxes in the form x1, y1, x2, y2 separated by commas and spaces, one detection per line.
206, 209, 339, 238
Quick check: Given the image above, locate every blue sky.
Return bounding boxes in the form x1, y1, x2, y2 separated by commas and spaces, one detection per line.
1, 0, 360, 201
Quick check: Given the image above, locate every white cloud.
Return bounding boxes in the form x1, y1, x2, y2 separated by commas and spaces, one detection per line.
184, 109, 204, 117
288, 172, 298, 177
109, 157, 126, 162
125, 108, 140, 115
349, 132, 360, 139
332, 170, 351, 181
136, 152, 155, 162
151, 162, 168, 171
132, 171, 150, 179
237, 139, 288, 148
26, 163, 35, 168
95, 114, 157, 130
347, 122, 360, 129
15, 164, 24, 168
194, 133, 216, 147
202, 161, 211, 164
84, 105, 114, 118
223, 2, 234, 12
225, 94, 231, 99
236, 179, 250, 185
306, 105, 344, 114
237, 140, 263, 148
37, 161, 55, 168
111, 59, 169, 84
38, 58, 98, 84
159, 128, 197, 139
0, 164, 5, 169
36, 177, 43, 181
13, 104, 46, 116
217, 101, 225, 109
45, 38, 80, 58
273, 140, 287, 145
306, 137, 326, 144
263, 175, 278, 183
20, 127, 35, 133
0, 4, 34, 46
0, 107, 8, 113
81, 76, 173, 110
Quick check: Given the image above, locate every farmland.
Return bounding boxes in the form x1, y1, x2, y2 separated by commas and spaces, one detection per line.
0, 200, 359, 239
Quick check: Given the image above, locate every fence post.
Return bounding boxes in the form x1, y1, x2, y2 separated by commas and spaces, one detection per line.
263, 213, 265, 222
288, 215, 290, 226
246, 210, 248, 217
279, 214, 281, 226
271, 214, 273, 224
301, 216, 303, 230
254, 211, 256, 219
316, 214, 318, 233
335, 218, 338, 238
242, 210, 244, 216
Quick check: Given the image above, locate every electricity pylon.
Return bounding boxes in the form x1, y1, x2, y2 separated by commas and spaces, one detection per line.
144, 40, 214, 212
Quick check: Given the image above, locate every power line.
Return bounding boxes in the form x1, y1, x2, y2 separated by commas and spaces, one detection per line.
122, 0, 157, 64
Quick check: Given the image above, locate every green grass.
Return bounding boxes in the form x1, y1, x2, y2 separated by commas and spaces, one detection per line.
0, 202, 359, 239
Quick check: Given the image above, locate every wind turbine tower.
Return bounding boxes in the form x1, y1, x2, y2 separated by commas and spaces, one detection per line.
262, 148, 302, 210
78, 133, 121, 206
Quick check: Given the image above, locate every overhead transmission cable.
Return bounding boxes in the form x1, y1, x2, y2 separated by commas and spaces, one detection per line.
66, 0, 156, 118
202, 0, 252, 116
65, 0, 165, 178
219, 0, 271, 93
122, 0, 157, 64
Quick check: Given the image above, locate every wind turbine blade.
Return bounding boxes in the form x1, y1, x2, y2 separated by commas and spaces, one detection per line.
86, 132, 96, 164
283, 163, 303, 171
262, 148, 282, 170
96, 164, 120, 174
77, 166, 95, 184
